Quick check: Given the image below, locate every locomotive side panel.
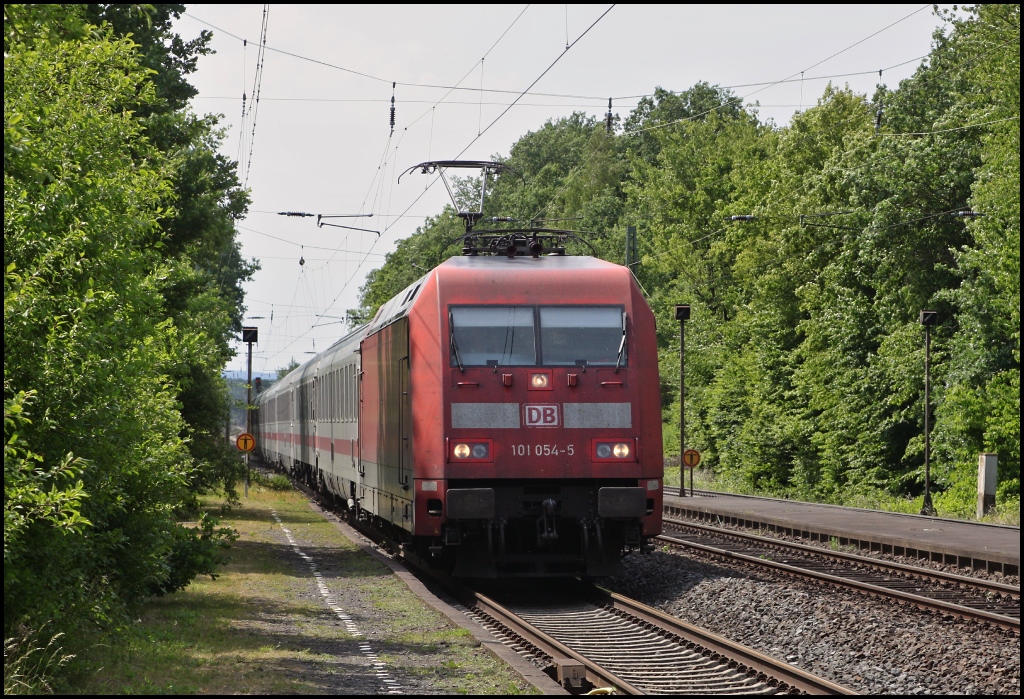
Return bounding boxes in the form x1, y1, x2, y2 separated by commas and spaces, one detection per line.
407, 272, 447, 536
359, 319, 414, 532
631, 282, 664, 535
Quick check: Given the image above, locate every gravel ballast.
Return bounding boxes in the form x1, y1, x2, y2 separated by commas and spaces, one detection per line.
605, 548, 1020, 695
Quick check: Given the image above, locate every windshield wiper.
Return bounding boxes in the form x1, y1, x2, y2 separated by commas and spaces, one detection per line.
449, 311, 465, 373
614, 312, 627, 373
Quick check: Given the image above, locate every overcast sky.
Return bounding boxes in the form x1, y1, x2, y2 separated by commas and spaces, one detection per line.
175, 4, 952, 375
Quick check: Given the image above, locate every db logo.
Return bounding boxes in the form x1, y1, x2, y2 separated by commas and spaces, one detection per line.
524, 404, 559, 427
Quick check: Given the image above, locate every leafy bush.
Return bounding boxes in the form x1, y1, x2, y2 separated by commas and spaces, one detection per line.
4, 5, 244, 675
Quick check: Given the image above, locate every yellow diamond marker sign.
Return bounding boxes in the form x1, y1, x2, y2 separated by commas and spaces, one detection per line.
236, 432, 256, 453
682, 448, 701, 469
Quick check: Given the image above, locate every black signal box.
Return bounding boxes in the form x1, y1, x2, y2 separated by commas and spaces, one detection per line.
242, 327, 259, 343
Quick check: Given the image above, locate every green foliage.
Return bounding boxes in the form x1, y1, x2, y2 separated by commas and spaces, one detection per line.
96, 5, 256, 503
251, 471, 293, 492
932, 3, 1021, 512
153, 513, 238, 596
5, 16, 192, 630
3, 626, 74, 695
4, 390, 89, 570
275, 358, 301, 379
4, 4, 249, 686
358, 6, 1019, 520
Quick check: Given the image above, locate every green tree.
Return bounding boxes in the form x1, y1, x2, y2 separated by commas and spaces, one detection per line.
276, 358, 301, 380
352, 6, 1019, 521
933, 3, 1020, 513
4, 4, 235, 651
82, 4, 257, 500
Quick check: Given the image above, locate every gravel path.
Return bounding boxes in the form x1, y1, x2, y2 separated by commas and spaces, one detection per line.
605, 548, 1020, 695
239, 488, 534, 694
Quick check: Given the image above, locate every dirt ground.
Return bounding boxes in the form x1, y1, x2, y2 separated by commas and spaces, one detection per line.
69, 485, 536, 695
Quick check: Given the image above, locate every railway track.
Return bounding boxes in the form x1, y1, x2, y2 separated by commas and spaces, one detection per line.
660, 518, 1021, 633
283, 469, 851, 694
461, 580, 854, 695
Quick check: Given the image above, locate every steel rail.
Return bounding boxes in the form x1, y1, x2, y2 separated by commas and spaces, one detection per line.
658, 525, 1020, 633
666, 518, 1021, 598
591, 587, 856, 695
469, 583, 855, 695
467, 589, 644, 694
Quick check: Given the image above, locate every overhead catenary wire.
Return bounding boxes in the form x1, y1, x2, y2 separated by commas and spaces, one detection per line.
247, 3, 941, 364
237, 36, 247, 166
455, 4, 616, 159
265, 5, 535, 347
184, 8, 934, 104
210, 6, 981, 368
237, 225, 387, 254
261, 5, 614, 365
249, 6, 538, 370
530, 7, 941, 221
400, 4, 533, 135
241, 5, 270, 188
625, 5, 934, 139
197, 0, 952, 243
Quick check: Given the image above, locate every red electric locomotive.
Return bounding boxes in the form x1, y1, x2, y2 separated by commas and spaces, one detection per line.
254, 239, 664, 577
254, 164, 663, 577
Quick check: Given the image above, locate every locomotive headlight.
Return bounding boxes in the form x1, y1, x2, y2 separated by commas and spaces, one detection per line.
450, 440, 493, 462
530, 373, 549, 389
594, 440, 635, 461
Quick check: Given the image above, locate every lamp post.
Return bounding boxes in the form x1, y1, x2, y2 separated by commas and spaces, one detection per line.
676, 305, 691, 497
919, 310, 937, 516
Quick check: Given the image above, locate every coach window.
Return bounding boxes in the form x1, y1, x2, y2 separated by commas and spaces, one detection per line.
450, 306, 536, 367
539, 306, 626, 367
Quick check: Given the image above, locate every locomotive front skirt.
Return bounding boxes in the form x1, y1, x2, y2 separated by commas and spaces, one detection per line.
254, 254, 664, 577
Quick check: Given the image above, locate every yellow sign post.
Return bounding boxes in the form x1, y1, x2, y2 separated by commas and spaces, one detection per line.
682, 449, 701, 497
236, 432, 256, 453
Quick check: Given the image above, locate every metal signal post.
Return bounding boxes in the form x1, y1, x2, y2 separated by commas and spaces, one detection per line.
676, 305, 691, 496
242, 326, 258, 497
919, 311, 937, 515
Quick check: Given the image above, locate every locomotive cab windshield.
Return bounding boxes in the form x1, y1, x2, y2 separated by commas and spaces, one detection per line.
449, 305, 627, 367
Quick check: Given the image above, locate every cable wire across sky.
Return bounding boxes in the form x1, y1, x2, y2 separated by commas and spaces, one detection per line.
177, 5, 964, 371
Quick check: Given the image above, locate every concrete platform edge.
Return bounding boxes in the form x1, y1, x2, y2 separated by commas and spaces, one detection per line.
667, 501, 1020, 573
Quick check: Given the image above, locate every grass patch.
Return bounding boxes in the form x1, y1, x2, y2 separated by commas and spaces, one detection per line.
250, 470, 293, 491
62, 487, 534, 694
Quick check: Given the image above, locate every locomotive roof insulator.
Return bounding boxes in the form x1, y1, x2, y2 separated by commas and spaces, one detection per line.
444, 228, 593, 258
